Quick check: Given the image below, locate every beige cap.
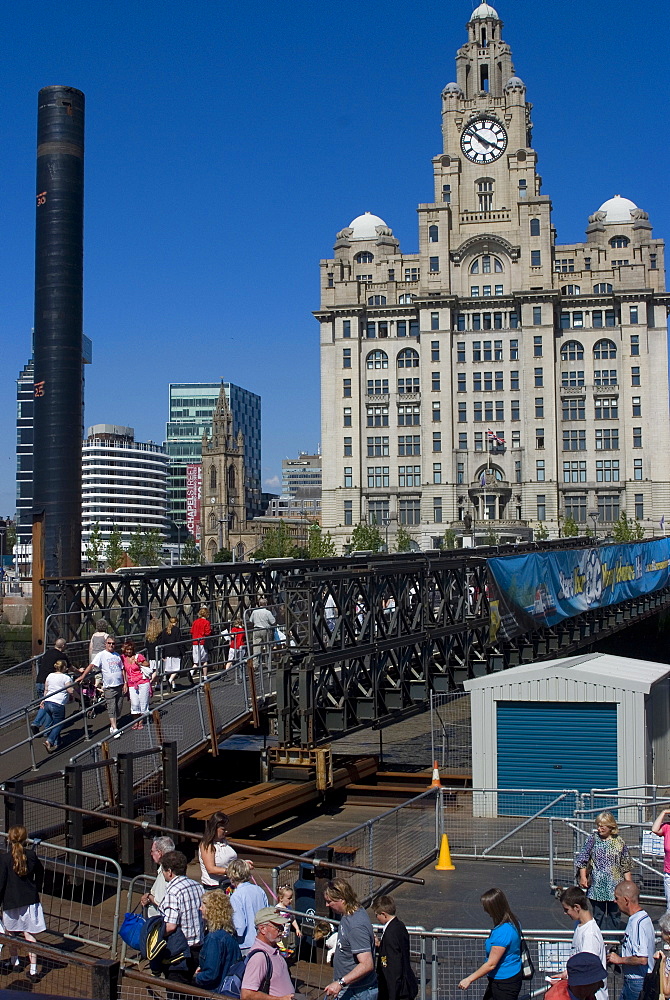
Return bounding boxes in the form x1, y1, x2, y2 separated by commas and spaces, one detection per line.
254, 906, 288, 928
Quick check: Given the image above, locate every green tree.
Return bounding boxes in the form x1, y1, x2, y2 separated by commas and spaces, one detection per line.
143, 527, 164, 565
128, 527, 146, 566
534, 523, 549, 541
350, 521, 384, 553
181, 535, 201, 565
105, 529, 125, 571
308, 523, 337, 559
5, 521, 16, 555
483, 528, 499, 546
253, 521, 298, 559
213, 548, 233, 562
612, 511, 646, 543
394, 526, 413, 552
85, 521, 104, 570
562, 515, 580, 537
442, 528, 457, 550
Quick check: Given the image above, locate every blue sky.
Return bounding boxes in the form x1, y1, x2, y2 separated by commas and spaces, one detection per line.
1, 0, 668, 515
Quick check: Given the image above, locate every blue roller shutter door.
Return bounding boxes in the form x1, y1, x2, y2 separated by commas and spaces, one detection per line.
497, 701, 618, 815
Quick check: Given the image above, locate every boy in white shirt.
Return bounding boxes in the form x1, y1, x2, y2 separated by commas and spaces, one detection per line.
559, 886, 608, 1000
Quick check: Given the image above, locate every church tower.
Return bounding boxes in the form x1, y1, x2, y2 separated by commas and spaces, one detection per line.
317, 3, 669, 549
201, 384, 247, 561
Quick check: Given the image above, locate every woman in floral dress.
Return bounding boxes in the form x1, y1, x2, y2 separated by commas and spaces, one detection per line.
576, 811, 633, 929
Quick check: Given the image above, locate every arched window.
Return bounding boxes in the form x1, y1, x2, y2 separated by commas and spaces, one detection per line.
530, 218, 540, 236
227, 465, 236, 490
476, 465, 505, 482
561, 285, 581, 295
229, 512, 236, 530
560, 340, 584, 362
355, 251, 374, 264
609, 236, 629, 249
207, 540, 217, 561
593, 283, 613, 294
398, 293, 415, 304
368, 295, 387, 305
397, 348, 419, 368
470, 254, 504, 274
429, 225, 439, 243
208, 511, 216, 530
209, 465, 217, 490
594, 339, 617, 360
367, 349, 389, 370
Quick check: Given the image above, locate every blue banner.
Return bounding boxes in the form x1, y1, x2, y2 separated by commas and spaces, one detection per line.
487, 538, 670, 642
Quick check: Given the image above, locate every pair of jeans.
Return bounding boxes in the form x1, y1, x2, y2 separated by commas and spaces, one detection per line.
663, 872, 670, 910
35, 683, 45, 698
619, 974, 645, 1000
42, 702, 66, 747
340, 986, 378, 1000
592, 899, 621, 930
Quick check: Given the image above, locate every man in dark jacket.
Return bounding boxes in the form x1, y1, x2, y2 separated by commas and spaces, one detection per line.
373, 896, 417, 1000
34, 639, 71, 698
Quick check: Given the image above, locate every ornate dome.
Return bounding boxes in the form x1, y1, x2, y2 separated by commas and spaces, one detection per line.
470, 3, 500, 19
347, 212, 391, 240
505, 76, 525, 89
596, 195, 639, 224
444, 81, 462, 95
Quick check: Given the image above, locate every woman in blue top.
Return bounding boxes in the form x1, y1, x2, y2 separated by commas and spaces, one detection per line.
459, 888, 523, 1000
194, 890, 242, 991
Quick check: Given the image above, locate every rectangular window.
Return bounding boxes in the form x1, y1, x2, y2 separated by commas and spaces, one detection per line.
537, 495, 546, 521
366, 322, 376, 339
398, 499, 421, 525
367, 466, 390, 488
562, 370, 585, 388
631, 334, 640, 356
495, 285, 503, 296
367, 436, 389, 457
651, 253, 657, 269
432, 400, 441, 422
533, 306, 542, 325
593, 370, 617, 387
457, 373, 466, 393
484, 372, 492, 391
484, 400, 493, 422
475, 431, 484, 451
473, 372, 482, 392
344, 407, 352, 427
458, 432, 468, 450
594, 397, 618, 420
367, 378, 388, 395
596, 459, 620, 482
510, 371, 519, 391
433, 431, 442, 452
368, 500, 389, 526
483, 285, 492, 297
409, 319, 419, 337
565, 494, 587, 523
511, 400, 520, 421
474, 401, 483, 422
635, 494, 644, 519
471, 286, 480, 297
388, 269, 395, 281
631, 367, 640, 386
598, 494, 620, 523
456, 314, 466, 332
431, 339, 440, 359
512, 430, 521, 448
343, 320, 351, 338
328, 273, 333, 287
366, 405, 388, 427
510, 339, 519, 360
457, 462, 465, 485
344, 500, 353, 526
562, 429, 586, 451
398, 465, 421, 488
344, 437, 352, 456
633, 426, 642, 448
433, 463, 442, 484
494, 340, 503, 360
493, 312, 503, 329
495, 401, 504, 422
431, 315, 440, 333
397, 378, 420, 395
343, 348, 351, 368
584, 257, 591, 270
595, 428, 619, 450
457, 342, 466, 362
634, 458, 643, 480
531, 250, 541, 266
560, 313, 570, 330
442, 184, 451, 203
535, 397, 544, 418
397, 404, 420, 426
563, 460, 587, 483
515, 459, 522, 483
483, 340, 492, 362
344, 467, 353, 488
510, 312, 520, 329
562, 397, 586, 421
397, 321, 406, 337
494, 371, 504, 391
534, 368, 543, 387
432, 372, 440, 391
430, 257, 439, 272
536, 460, 545, 482
606, 310, 616, 328
433, 497, 443, 523
405, 268, 419, 282
573, 311, 584, 328
630, 306, 638, 325
472, 314, 482, 333
343, 379, 352, 397
593, 311, 603, 328
398, 435, 420, 456
534, 336, 543, 357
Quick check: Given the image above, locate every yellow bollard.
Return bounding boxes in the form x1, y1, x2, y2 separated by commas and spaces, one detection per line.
435, 832, 456, 871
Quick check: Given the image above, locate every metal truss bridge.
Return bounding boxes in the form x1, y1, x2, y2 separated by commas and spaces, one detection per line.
41, 539, 670, 748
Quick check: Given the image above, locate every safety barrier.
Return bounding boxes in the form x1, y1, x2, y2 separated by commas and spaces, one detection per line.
0, 932, 119, 998
429, 690, 472, 773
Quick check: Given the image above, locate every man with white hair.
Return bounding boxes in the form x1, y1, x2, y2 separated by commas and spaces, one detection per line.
140, 836, 175, 916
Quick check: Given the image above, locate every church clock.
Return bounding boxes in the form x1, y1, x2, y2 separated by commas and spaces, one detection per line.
460, 116, 508, 163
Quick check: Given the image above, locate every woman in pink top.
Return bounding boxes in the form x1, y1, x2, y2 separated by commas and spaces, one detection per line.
652, 808, 670, 910
121, 641, 154, 729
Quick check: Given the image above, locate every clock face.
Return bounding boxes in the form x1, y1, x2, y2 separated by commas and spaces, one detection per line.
460, 117, 508, 163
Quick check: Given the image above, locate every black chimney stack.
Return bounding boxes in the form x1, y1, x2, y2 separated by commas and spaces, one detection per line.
32, 86, 85, 594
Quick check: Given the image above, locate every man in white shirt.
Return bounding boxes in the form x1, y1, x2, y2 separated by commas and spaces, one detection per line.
559, 886, 608, 1000
249, 599, 276, 669
77, 636, 126, 736
607, 881, 655, 1000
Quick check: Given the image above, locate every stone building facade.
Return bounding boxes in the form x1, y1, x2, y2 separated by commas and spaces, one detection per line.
317, 2, 669, 551
201, 386, 248, 562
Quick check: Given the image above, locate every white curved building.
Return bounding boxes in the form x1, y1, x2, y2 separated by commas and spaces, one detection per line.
82, 424, 169, 549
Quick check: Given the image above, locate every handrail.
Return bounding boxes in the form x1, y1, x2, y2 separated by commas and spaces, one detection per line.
481, 791, 569, 855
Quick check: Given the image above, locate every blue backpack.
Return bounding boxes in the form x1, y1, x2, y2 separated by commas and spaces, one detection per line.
219, 948, 272, 998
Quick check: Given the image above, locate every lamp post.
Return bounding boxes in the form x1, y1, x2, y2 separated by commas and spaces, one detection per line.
382, 512, 397, 553
588, 508, 600, 541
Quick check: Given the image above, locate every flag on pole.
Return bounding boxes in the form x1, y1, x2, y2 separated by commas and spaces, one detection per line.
661, 516, 666, 532
480, 471, 487, 487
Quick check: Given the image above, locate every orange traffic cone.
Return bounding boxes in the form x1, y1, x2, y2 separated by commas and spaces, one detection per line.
435, 833, 456, 871
430, 760, 442, 788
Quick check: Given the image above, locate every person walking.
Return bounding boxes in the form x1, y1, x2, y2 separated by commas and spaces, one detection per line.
88, 619, 110, 660
576, 811, 633, 930
121, 641, 153, 729
34, 638, 71, 699
240, 905, 294, 1000
559, 887, 608, 1000
145, 615, 162, 675
249, 598, 276, 669
651, 808, 670, 911
159, 617, 183, 691
198, 812, 238, 890
34, 660, 75, 753
140, 836, 175, 917
323, 878, 377, 1000
228, 859, 268, 954
194, 890, 242, 991
191, 607, 211, 681
77, 635, 126, 737
227, 618, 247, 668
458, 887, 522, 1000
373, 895, 417, 1000
0, 826, 46, 981
607, 881, 655, 1000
